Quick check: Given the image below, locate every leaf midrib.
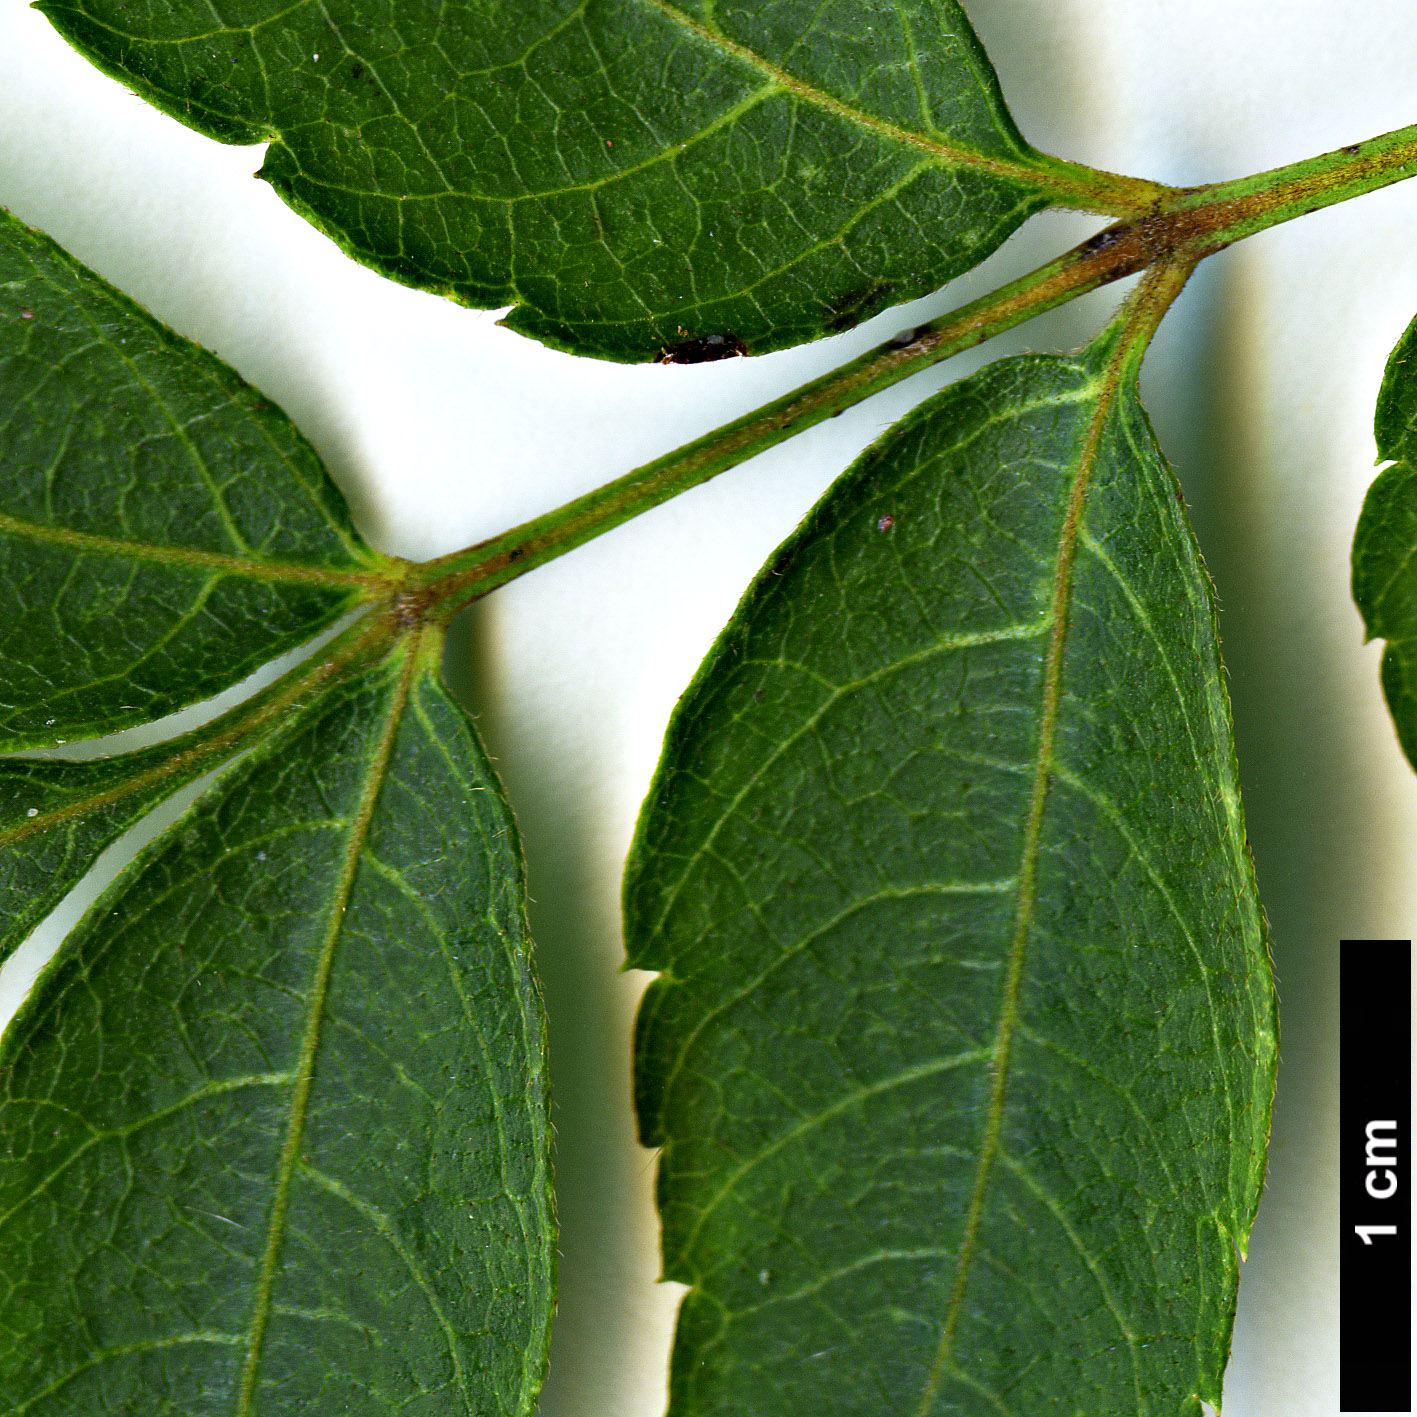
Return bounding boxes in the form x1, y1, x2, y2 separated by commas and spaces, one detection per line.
0, 507, 392, 590
911, 345, 1129, 1417
234, 638, 417, 1415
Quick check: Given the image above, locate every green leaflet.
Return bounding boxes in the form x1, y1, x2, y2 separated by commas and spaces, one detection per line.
36, 0, 1116, 361
0, 206, 396, 751
1353, 312, 1417, 770
624, 322, 1277, 1414
0, 220, 554, 1416
0, 635, 554, 1416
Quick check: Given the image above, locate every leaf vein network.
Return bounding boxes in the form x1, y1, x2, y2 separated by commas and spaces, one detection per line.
1013, 1021, 1185, 1203
0, 1073, 291, 1231
356, 843, 540, 1256
654, 875, 1015, 1118
994, 1147, 1142, 1408
295, 1159, 474, 1411
9, 1332, 248, 1417
19, 255, 255, 557
1046, 760, 1235, 1131
672, 1047, 990, 1272
648, 614, 1047, 935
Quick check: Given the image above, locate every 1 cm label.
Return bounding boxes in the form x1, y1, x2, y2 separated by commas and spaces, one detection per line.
1355, 1118, 1400, 1245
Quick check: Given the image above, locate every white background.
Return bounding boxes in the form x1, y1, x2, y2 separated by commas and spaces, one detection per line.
2, 1, 1416, 1413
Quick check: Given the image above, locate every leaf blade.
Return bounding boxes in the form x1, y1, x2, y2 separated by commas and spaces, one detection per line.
0, 637, 553, 1416
0, 206, 396, 750
1354, 312, 1417, 769
37, 0, 1089, 360
625, 330, 1276, 1414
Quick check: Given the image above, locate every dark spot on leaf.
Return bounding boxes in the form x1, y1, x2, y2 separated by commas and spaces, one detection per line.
1341, 143, 1361, 156
350, 63, 364, 80
771, 551, 793, 576
825, 284, 895, 332
18, 308, 33, 320
657, 332, 748, 364
877, 514, 895, 532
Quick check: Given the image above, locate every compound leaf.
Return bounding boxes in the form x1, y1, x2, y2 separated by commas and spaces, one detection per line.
0, 206, 396, 752
625, 323, 1276, 1414
1353, 311, 1417, 770
37, 0, 1117, 360
0, 636, 554, 1416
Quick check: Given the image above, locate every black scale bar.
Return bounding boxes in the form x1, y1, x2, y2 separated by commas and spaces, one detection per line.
1340, 939, 1412, 1413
